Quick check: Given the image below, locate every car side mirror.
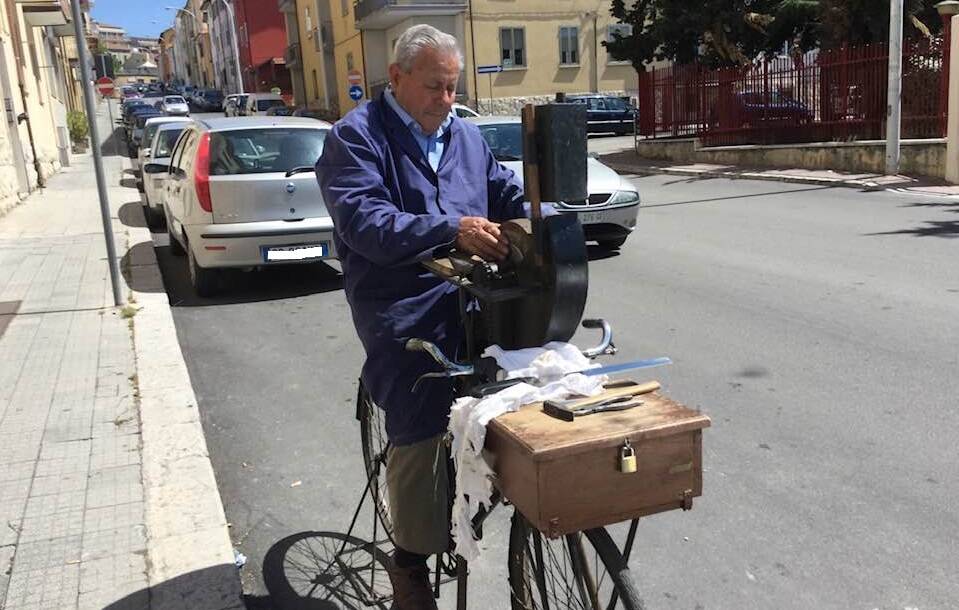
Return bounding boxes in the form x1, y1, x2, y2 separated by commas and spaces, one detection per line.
143, 163, 169, 174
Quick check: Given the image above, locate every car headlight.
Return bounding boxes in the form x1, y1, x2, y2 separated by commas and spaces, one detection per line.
608, 190, 640, 205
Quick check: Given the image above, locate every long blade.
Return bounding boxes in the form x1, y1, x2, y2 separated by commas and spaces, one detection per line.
580, 357, 672, 377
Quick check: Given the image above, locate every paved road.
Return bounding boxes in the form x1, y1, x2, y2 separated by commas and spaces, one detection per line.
146, 135, 959, 608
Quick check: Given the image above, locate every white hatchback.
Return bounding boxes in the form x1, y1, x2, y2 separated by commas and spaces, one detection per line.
162, 117, 336, 296
141, 122, 190, 229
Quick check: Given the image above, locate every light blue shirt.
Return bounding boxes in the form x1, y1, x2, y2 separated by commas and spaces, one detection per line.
384, 88, 452, 173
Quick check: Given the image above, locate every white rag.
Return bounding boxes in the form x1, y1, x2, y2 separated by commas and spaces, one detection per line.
447, 342, 608, 562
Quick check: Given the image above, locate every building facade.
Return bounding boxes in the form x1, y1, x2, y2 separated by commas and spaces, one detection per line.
201, 0, 242, 93
279, 0, 338, 112
233, 0, 290, 95
0, 0, 86, 214
158, 28, 175, 83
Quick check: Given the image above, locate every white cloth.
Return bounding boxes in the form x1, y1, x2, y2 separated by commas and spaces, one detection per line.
447, 343, 607, 561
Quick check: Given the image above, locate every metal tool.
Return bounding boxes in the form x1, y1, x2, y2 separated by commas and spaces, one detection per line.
576, 357, 672, 377
542, 381, 660, 421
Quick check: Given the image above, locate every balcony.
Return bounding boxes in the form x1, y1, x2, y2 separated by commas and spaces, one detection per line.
354, 0, 466, 30
17, 0, 71, 28
284, 42, 302, 69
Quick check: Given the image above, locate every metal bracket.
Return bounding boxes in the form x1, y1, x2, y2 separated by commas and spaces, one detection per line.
681, 489, 694, 511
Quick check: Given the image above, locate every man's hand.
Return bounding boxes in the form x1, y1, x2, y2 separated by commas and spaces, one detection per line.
455, 217, 510, 261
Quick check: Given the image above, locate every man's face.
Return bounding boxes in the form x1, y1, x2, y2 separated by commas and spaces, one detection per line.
389, 48, 460, 134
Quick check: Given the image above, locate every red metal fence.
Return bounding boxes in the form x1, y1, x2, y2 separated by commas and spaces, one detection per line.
637, 39, 945, 147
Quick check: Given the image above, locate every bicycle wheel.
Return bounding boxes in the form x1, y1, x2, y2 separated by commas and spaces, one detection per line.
507, 511, 644, 610
357, 381, 394, 541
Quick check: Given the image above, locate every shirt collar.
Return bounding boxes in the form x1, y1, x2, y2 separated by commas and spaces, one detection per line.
384, 87, 453, 140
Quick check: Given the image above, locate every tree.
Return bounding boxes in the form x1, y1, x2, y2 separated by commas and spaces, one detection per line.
112, 55, 123, 75
606, 0, 943, 70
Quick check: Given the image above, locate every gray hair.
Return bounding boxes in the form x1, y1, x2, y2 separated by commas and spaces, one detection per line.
393, 24, 463, 72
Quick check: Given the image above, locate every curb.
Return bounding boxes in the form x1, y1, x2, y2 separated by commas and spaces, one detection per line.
123, 180, 244, 606
601, 159, 959, 197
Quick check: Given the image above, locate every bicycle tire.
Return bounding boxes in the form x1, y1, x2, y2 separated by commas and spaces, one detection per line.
262, 530, 394, 609
357, 382, 395, 542
507, 511, 644, 610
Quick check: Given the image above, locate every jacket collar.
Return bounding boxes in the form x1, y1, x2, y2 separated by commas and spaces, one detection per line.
376, 91, 461, 174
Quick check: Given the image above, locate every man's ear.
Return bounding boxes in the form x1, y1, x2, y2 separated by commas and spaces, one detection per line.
388, 63, 402, 89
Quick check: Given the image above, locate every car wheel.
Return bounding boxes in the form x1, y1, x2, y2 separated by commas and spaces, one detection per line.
597, 236, 628, 250
188, 246, 219, 297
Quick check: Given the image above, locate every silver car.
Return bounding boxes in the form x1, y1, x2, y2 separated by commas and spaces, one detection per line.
160, 95, 190, 116
135, 116, 191, 175
468, 116, 640, 249
141, 122, 190, 229
162, 117, 335, 296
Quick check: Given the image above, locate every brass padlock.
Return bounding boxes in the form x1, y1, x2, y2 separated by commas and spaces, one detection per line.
619, 439, 637, 473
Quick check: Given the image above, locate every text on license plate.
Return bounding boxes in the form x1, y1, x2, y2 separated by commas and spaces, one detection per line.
262, 243, 329, 262
578, 210, 608, 224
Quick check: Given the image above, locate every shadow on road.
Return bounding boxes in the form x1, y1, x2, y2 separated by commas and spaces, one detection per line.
641, 184, 835, 208
120, 177, 138, 190
261, 531, 394, 609
864, 220, 959, 239
153, 238, 343, 306
118, 201, 146, 228
100, 123, 127, 158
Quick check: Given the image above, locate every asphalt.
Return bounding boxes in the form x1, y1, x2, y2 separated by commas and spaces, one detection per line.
149, 121, 959, 608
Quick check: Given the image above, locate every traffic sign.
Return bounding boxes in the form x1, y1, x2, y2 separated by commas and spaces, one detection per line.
347, 70, 363, 85
95, 76, 115, 97
349, 85, 364, 101
477, 65, 502, 74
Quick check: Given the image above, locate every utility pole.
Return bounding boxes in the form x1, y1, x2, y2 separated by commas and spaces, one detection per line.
69, 0, 123, 306
885, 0, 904, 175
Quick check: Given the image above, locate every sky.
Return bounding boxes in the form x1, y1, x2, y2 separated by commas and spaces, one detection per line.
91, 0, 177, 39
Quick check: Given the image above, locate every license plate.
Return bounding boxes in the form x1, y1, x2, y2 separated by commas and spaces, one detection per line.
579, 210, 608, 224
262, 243, 329, 262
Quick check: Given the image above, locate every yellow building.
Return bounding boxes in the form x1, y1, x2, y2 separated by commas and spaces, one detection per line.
188, 0, 215, 87
350, 0, 637, 113
280, 0, 359, 118
0, 0, 84, 213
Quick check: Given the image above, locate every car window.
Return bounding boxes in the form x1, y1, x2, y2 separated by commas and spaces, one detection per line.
208, 128, 327, 175
605, 97, 628, 111
478, 123, 522, 162
143, 123, 161, 148
588, 98, 606, 111
257, 99, 286, 111
165, 96, 185, 104
154, 128, 185, 158
170, 130, 195, 173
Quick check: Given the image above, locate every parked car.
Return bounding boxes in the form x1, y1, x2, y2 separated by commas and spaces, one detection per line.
120, 99, 148, 121
162, 117, 335, 296
160, 95, 190, 116
224, 94, 248, 117
244, 93, 287, 116
710, 91, 813, 127
567, 94, 637, 136
223, 94, 241, 114
182, 85, 197, 103
292, 107, 338, 122
128, 111, 164, 157
265, 105, 294, 116
198, 90, 224, 111
452, 103, 480, 118
468, 116, 639, 249
124, 106, 162, 140
135, 116, 192, 176
141, 123, 189, 229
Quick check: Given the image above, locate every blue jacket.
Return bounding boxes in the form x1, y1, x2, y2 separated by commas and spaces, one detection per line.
317, 94, 526, 445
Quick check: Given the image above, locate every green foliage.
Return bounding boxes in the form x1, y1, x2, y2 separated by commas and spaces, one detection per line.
67, 110, 89, 144
606, 0, 944, 70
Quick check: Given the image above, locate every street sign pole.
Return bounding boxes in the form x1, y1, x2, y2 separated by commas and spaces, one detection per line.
105, 96, 116, 158
886, 0, 904, 175
488, 73, 493, 114
70, 0, 123, 306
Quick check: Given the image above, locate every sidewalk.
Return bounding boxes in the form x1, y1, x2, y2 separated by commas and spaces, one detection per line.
599, 149, 959, 198
0, 102, 242, 609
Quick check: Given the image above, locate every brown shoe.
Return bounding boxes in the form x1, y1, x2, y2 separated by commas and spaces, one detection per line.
387, 561, 438, 610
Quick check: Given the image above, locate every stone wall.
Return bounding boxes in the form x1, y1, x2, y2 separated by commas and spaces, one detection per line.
634, 138, 948, 179
476, 90, 628, 116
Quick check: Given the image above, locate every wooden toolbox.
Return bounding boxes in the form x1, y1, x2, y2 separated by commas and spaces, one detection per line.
484, 385, 711, 538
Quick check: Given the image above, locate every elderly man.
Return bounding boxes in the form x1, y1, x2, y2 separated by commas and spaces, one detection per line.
317, 24, 527, 609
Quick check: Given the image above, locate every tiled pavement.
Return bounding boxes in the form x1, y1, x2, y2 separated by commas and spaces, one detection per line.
0, 110, 150, 609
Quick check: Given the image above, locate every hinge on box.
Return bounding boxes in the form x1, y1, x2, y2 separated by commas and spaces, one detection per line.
681, 489, 693, 511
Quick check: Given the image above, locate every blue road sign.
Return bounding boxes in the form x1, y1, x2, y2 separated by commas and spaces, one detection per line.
349, 85, 363, 101
477, 65, 502, 74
